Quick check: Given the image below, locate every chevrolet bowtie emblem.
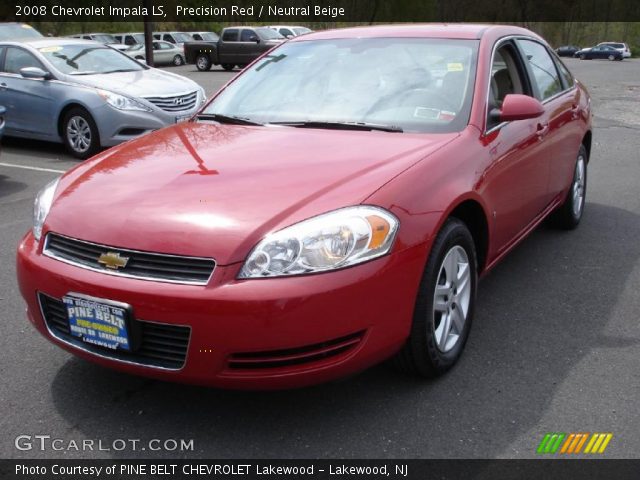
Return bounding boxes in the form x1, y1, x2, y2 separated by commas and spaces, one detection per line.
98, 251, 129, 270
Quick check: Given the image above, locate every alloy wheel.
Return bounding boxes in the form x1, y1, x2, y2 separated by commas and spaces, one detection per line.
66, 116, 91, 153
572, 155, 586, 218
433, 245, 471, 353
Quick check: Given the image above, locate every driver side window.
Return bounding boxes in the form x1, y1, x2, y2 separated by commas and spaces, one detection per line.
487, 43, 526, 130
3, 47, 45, 74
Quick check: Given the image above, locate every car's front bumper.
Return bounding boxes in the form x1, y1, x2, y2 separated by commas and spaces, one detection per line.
94, 99, 202, 147
17, 231, 428, 389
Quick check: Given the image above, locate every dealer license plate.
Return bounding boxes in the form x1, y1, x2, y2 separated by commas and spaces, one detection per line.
63, 295, 131, 351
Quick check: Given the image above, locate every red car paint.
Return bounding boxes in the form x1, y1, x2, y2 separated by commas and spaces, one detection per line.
17, 24, 592, 389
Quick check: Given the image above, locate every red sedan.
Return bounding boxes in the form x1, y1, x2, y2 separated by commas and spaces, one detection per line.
17, 24, 592, 389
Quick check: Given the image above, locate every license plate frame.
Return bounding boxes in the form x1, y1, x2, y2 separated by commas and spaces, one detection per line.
63, 293, 133, 351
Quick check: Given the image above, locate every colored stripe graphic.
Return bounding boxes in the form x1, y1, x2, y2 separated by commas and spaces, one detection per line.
537, 433, 565, 454
538, 433, 612, 454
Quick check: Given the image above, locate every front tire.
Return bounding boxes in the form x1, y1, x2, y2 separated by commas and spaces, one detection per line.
553, 145, 588, 229
195, 54, 211, 71
608, 54, 615, 61
62, 107, 100, 160
580, 54, 586, 60
394, 218, 477, 377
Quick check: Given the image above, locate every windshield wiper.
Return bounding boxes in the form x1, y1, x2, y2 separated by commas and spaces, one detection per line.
103, 69, 139, 74
196, 113, 263, 126
269, 120, 403, 133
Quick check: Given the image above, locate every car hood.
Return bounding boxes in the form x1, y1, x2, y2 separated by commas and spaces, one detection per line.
66, 69, 198, 97
47, 123, 457, 264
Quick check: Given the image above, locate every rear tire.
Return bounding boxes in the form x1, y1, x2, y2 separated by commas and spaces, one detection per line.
195, 54, 211, 71
608, 54, 615, 61
222, 64, 235, 71
62, 107, 100, 160
394, 218, 477, 378
553, 145, 588, 230
580, 54, 586, 60
173, 54, 184, 66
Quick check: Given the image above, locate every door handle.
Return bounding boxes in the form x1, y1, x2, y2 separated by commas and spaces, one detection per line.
536, 122, 549, 139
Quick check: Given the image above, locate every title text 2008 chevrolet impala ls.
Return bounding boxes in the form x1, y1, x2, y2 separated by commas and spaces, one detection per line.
17, 25, 591, 389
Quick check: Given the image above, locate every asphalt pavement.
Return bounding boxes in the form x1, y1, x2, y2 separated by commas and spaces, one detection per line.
1, 58, 639, 459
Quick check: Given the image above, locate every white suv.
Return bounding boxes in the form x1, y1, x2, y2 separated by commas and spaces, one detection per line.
598, 42, 631, 58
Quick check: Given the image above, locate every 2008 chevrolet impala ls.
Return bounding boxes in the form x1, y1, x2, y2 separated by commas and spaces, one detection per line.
17, 24, 591, 389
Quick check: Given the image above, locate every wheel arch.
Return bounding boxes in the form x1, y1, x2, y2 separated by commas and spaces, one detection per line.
57, 102, 93, 139
581, 130, 592, 162
442, 197, 490, 275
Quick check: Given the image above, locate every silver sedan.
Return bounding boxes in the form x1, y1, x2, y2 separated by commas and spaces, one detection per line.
0, 38, 205, 158
125, 41, 187, 66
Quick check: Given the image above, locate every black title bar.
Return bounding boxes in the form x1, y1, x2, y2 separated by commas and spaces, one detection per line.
2, 460, 640, 480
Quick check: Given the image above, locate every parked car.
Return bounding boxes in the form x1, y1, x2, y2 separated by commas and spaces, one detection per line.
597, 42, 631, 58
0, 38, 205, 158
152, 31, 194, 48
113, 32, 145, 46
575, 44, 624, 60
189, 31, 219, 42
0, 105, 5, 140
125, 41, 186, 66
556, 45, 580, 57
0, 23, 43, 40
67, 33, 129, 51
16, 25, 592, 389
268, 25, 313, 38
184, 26, 284, 71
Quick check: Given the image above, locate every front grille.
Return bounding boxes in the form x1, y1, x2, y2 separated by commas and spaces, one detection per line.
39, 293, 190, 370
228, 331, 364, 370
143, 91, 198, 112
44, 233, 215, 285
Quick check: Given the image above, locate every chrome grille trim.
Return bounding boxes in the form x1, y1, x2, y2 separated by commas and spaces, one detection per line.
43, 233, 215, 286
143, 90, 198, 112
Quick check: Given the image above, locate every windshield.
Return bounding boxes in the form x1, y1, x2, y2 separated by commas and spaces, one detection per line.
199, 32, 219, 41
203, 38, 478, 133
0, 24, 43, 40
173, 32, 193, 43
256, 28, 284, 40
92, 34, 118, 44
39, 45, 146, 75
293, 27, 312, 35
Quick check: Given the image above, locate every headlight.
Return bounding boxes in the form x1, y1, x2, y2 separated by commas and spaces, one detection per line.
97, 89, 151, 112
33, 177, 60, 241
239, 206, 398, 278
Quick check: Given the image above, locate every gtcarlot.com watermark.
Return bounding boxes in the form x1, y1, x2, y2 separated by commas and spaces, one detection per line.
15, 435, 194, 452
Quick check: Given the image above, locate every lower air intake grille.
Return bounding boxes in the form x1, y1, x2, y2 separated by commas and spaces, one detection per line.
228, 331, 364, 370
39, 293, 190, 370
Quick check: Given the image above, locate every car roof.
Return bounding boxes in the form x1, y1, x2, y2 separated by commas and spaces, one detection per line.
0, 37, 104, 48
294, 23, 536, 41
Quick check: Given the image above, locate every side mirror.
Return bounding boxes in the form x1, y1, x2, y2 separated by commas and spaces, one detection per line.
490, 94, 544, 122
250, 36, 260, 43
20, 67, 51, 80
